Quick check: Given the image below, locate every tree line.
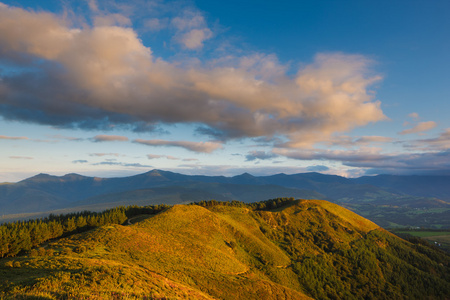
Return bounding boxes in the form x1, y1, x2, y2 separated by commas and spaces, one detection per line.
192, 197, 297, 210
1, 198, 297, 259
0, 204, 169, 258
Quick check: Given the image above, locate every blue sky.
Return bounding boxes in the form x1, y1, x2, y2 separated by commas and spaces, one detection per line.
0, 0, 449, 182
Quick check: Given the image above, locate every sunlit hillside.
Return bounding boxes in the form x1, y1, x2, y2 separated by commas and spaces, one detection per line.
1, 199, 449, 299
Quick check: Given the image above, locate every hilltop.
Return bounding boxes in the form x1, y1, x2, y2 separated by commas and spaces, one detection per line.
1, 200, 449, 299
1, 170, 449, 228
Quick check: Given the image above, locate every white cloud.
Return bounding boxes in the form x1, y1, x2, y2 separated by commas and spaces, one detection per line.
87, 0, 100, 13
93, 13, 131, 27
0, 4, 385, 148
89, 153, 123, 157
147, 154, 164, 159
180, 28, 212, 49
166, 155, 180, 160
144, 18, 167, 31
399, 121, 437, 135
147, 154, 181, 160
171, 12, 206, 31
171, 11, 213, 49
408, 112, 419, 119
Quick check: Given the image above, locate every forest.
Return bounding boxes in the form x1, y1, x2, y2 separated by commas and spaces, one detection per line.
0, 204, 170, 258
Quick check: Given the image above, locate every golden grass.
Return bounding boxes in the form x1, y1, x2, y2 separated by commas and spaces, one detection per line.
1, 200, 448, 299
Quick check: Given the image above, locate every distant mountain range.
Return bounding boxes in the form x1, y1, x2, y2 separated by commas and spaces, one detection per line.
1, 170, 449, 227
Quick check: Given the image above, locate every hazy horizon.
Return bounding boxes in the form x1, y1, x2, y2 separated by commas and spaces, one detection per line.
4, 167, 450, 185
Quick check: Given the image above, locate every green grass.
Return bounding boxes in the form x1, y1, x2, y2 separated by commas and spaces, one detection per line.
344, 203, 450, 229
391, 230, 450, 252
1, 200, 449, 300
394, 231, 450, 238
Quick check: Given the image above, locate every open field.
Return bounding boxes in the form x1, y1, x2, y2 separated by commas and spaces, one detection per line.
344, 204, 450, 229
391, 230, 450, 252
394, 231, 450, 238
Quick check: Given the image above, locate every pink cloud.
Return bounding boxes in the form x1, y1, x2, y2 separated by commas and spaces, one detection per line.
92, 135, 129, 142
399, 121, 437, 135
135, 139, 222, 153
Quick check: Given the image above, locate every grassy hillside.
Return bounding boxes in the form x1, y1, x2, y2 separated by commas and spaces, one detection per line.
1, 200, 449, 299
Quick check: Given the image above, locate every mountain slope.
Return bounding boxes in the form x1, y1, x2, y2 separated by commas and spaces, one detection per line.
1, 200, 449, 299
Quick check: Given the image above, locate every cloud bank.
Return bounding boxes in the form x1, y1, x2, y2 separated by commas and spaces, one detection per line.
0, 135, 29, 140
404, 128, 450, 151
92, 135, 129, 142
324, 135, 394, 148
147, 154, 180, 160
9, 156, 33, 160
274, 146, 450, 175
245, 150, 277, 161
134, 139, 222, 153
0, 3, 385, 147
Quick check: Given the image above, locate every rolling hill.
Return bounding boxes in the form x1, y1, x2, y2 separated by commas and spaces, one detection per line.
1, 200, 449, 299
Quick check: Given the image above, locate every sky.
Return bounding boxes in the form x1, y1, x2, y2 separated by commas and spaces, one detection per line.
0, 0, 449, 182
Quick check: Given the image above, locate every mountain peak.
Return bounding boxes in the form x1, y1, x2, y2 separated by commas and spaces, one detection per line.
62, 173, 88, 180
235, 172, 254, 178
22, 173, 54, 182
146, 169, 164, 176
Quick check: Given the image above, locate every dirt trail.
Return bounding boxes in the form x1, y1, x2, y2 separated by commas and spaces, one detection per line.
126, 214, 153, 225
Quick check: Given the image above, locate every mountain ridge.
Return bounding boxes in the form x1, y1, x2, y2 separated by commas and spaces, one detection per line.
1, 170, 449, 228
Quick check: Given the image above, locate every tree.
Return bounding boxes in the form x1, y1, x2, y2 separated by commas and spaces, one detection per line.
64, 217, 76, 233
